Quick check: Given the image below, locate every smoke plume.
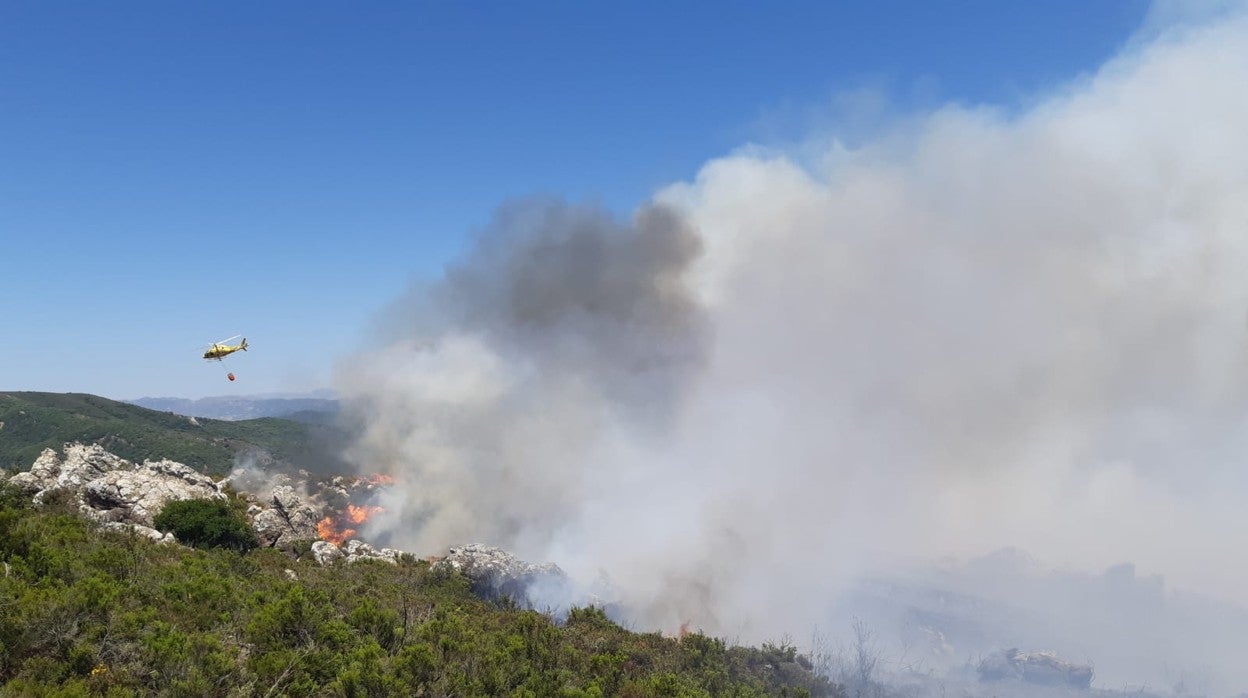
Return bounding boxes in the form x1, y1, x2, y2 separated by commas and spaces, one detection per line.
338, 200, 706, 557
336, 7, 1248, 692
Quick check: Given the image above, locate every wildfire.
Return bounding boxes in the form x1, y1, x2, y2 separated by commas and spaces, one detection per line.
347, 503, 383, 524
364, 473, 396, 486
316, 516, 354, 545
318, 504, 385, 546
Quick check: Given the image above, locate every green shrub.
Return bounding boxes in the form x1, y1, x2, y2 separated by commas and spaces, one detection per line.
153, 498, 257, 552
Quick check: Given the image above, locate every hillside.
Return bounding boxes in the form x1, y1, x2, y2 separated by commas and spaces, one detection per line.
0, 436, 839, 697
0, 392, 348, 477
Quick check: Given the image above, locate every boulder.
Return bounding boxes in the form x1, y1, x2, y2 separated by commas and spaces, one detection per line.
440, 543, 568, 603
308, 539, 404, 566
312, 541, 345, 566
978, 648, 1093, 689
99, 521, 177, 544
343, 539, 402, 565
251, 485, 322, 549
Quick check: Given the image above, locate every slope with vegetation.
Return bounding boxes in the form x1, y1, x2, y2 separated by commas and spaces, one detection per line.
0, 484, 840, 697
0, 392, 348, 477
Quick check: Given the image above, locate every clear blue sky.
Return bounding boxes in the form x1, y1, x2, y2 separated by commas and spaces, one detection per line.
0, 1, 1149, 400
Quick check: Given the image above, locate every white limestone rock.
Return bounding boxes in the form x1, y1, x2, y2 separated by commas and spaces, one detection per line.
99, 521, 177, 544
312, 540, 345, 566
83, 462, 222, 526
440, 543, 568, 601
251, 485, 322, 549
11, 443, 131, 495
343, 539, 401, 565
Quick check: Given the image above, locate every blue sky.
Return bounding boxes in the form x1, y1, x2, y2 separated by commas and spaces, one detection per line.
0, 1, 1149, 400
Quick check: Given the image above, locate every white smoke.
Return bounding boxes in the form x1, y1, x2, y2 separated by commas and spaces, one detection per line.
336, 7, 1248, 692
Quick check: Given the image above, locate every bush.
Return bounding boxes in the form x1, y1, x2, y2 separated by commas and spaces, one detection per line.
153, 498, 257, 552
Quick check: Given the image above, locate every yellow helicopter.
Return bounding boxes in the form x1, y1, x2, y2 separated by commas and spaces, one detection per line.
202, 336, 248, 381
203, 335, 248, 360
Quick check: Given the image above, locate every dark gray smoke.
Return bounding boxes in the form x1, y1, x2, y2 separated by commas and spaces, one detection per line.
433, 199, 707, 426
337, 199, 706, 556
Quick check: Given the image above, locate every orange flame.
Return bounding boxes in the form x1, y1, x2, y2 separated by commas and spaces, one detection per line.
365, 473, 396, 486
317, 505, 384, 545
347, 504, 384, 524
317, 516, 355, 545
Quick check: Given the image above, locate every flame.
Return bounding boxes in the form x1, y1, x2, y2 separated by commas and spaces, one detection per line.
347, 504, 384, 524
365, 473, 396, 486
317, 516, 355, 545
317, 504, 386, 546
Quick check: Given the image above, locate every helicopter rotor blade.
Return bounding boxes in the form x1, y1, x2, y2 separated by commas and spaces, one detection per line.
214, 335, 242, 345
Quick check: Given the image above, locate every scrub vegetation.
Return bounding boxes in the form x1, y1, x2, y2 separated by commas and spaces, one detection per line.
0, 483, 839, 697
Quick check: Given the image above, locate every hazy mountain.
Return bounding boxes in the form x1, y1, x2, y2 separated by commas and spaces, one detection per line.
129, 393, 340, 422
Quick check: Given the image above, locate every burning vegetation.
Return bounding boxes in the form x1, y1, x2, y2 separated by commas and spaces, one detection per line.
317, 504, 384, 545
315, 473, 394, 545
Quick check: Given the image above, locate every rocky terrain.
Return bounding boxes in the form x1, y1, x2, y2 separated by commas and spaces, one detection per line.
2, 441, 570, 600
8, 443, 218, 544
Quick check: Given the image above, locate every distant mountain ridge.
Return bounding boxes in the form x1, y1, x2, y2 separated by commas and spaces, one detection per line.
129, 394, 340, 422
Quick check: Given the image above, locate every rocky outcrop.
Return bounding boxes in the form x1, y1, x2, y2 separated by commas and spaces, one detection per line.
312, 541, 345, 566
440, 544, 569, 603
309, 539, 404, 566
11, 444, 401, 554
11, 444, 225, 525
978, 648, 1093, 689
10, 444, 130, 498
251, 485, 322, 549
15, 445, 381, 543
83, 459, 222, 526
344, 539, 403, 565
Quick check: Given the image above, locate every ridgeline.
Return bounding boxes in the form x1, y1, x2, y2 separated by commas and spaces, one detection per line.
0, 392, 348, 477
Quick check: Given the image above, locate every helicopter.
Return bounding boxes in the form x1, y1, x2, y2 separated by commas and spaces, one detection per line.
202, 335, 248, 380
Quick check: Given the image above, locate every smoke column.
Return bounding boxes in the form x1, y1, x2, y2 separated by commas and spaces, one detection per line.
338, 200, 707, 558
337, 7, 1248, 691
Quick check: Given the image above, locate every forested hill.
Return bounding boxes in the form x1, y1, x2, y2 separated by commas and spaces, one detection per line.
0, 392, 348, 476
